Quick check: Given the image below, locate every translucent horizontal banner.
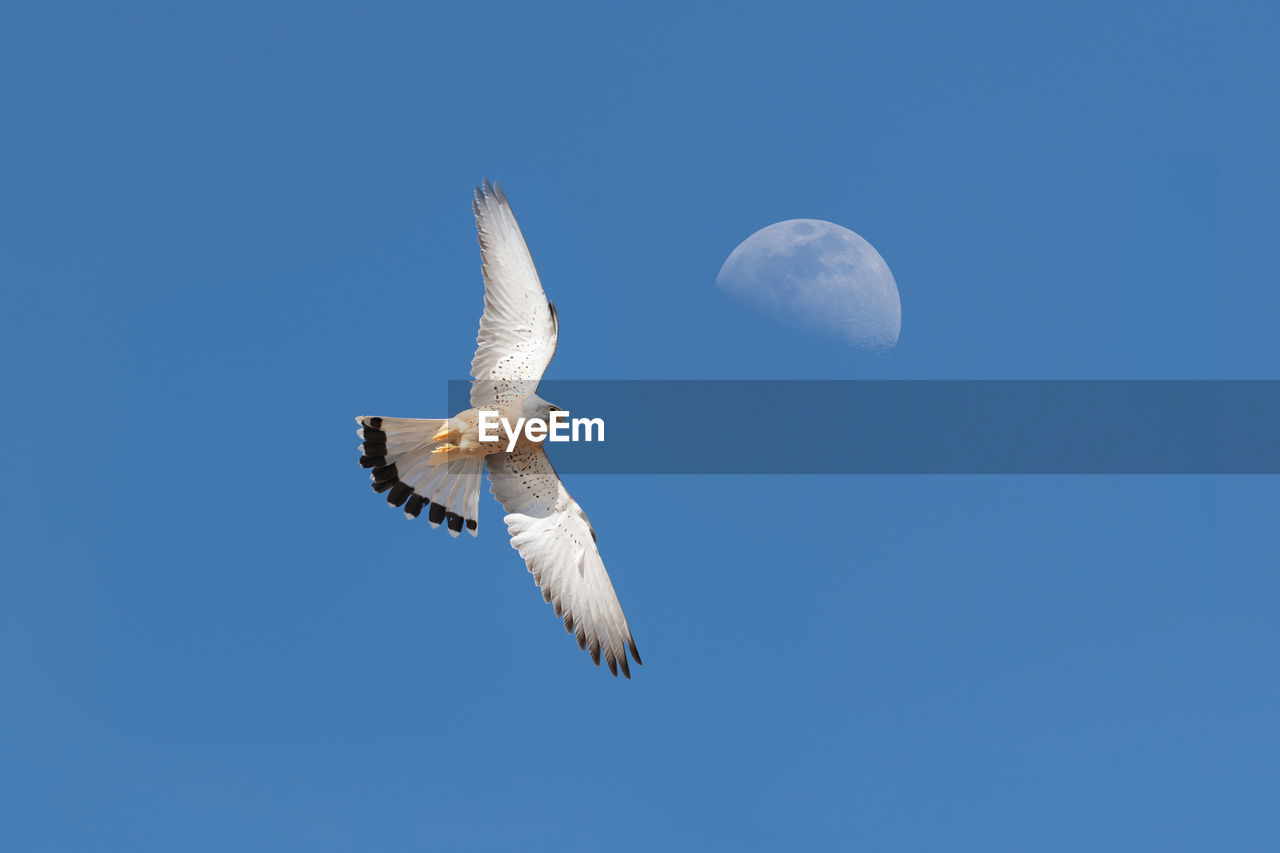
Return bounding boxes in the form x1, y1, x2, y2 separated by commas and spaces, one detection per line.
446, 380, 1280, 474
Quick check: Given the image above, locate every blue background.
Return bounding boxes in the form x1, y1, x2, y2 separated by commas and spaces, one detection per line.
3, 1, 1277, 850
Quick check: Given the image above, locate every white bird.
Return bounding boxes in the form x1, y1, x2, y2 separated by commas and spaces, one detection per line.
355, 180, 641, 677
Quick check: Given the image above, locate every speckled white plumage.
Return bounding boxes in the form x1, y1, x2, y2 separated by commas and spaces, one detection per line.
471, 180, 639, 677
356, 181, 640, 677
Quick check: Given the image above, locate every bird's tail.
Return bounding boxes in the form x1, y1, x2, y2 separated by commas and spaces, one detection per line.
355, 416, 483, 537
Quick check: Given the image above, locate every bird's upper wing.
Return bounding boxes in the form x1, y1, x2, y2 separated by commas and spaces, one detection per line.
470, 180, 559, 407
486, 447, 641, 677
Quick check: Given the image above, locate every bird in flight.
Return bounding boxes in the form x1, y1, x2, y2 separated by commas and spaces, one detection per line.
355, 181, 641, 677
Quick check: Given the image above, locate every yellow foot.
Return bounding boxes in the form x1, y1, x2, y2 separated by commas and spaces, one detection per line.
431, 443, 457, 455
431, 426, 454, 442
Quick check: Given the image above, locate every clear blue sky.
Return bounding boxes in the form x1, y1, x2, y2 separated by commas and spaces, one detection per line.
3, 2, 1277, 850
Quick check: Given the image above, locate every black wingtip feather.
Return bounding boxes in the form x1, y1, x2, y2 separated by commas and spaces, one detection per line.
404, 494, 425, 518
445, 512, 463, 533
427, 502, 446, 525
629, 641, 642, 666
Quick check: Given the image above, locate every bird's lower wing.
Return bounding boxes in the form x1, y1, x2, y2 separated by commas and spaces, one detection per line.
486, 447, 641, 677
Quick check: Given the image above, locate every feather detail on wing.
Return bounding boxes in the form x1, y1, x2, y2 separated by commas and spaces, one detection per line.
470, 180, 558, 407
486, 447, 641, 677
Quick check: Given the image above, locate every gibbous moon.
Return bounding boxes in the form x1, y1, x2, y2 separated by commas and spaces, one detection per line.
716, 219, 901, 350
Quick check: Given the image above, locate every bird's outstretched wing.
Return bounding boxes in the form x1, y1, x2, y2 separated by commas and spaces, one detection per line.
470, 180, 559, 407
486, 447, 641, 677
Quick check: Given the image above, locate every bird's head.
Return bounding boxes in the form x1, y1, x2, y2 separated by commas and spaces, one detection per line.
520, 394, 562, 422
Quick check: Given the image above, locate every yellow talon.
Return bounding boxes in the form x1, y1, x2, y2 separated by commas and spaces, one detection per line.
431, 443, 457, 455
431, 426, 453, 442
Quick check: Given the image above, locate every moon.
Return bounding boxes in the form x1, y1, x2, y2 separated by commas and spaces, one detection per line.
716, 219, 901, 350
